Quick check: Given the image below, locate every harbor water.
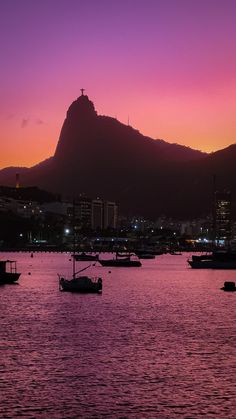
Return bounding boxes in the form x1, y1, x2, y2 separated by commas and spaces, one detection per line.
0, 252, 236, 418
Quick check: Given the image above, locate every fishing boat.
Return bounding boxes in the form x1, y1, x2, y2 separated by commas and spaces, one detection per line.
0, 260, 21, 284
99, 252, 142, 267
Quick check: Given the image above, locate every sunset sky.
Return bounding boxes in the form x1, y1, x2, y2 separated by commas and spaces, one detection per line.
1, 0, 236, 168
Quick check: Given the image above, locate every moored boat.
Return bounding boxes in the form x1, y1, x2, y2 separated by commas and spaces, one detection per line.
0, 260, 21, 284
59, 274, 102, 293
188, 250, 236, 269
59, 261, 102, 293
136, 253, 155, 259
72, 252, 99, 261
99, 252, 142, 267
221, 281, 236, 291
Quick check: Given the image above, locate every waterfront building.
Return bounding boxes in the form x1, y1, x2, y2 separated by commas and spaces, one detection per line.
74, 197, 92, 229
103, 201, 118, 229
91, 198, 118, 230
91, 198, 104, 229
214, 190, 232, 241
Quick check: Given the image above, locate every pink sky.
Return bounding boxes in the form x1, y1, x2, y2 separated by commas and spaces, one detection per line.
1, 0, 236, 168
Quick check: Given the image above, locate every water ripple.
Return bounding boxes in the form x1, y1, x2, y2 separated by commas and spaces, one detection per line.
0, 253, 235, 417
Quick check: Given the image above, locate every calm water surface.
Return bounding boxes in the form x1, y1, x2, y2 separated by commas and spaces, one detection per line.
0, 252, 235, 418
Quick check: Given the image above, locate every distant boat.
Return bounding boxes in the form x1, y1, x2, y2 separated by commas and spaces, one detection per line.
59, 200, 102, 293
135, 247, 163, 256
221, 281, 236, 291
136, 253, 155, 259
0, 260, 21, 284
188, 250, 236, 269
59, 263, 102, 293
72, 252, 99, 261
99, 252, 142, 267
59, 274, 102, 293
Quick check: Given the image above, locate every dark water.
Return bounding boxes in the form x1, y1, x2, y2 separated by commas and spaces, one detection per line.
0, 252, 235, 418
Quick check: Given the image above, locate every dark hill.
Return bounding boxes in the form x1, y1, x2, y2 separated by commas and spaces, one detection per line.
0, 93, 235, 218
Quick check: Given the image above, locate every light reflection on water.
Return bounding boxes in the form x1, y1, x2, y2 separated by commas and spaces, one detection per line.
0, 252, 236, 418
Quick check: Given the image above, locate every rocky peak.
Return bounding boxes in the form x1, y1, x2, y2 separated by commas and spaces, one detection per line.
66, 93, 97, 121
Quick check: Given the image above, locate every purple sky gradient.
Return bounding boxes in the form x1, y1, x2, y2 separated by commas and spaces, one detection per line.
1, 0, 236, 167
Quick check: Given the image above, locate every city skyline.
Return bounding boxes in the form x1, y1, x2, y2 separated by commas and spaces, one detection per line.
1, 0, 236, 168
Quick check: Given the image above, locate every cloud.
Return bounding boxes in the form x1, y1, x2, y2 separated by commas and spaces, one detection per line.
20, 116, 44, 128
36, 118, 44, 125
21, 118, 29, 128
6, 113, 16, 120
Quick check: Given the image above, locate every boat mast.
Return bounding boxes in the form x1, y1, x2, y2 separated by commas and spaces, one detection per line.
72, 200, 76, 279
212, 174, 216, 249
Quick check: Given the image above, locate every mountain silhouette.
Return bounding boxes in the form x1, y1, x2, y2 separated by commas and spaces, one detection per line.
0, 93, 235, 218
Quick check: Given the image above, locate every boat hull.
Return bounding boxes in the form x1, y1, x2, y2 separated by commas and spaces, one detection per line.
188, 260, 236, 269
136, 254, 155, 259
59, 276, 102, 293
0, 272, 21, 284
99, 259, 141, 267
73, 254, 99, 261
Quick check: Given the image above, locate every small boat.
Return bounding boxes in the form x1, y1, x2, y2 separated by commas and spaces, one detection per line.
72, 252, 99, 261
58, 264, 102, 293
191, 254, 212, 261
136, 253, 155, 259
60, 204, 102, 292
135, 247, 162, 256
99, 252, 142, 267
0, 260, 21, 284
188, 250, 236, 269
59, 275, 102, 293
221, 281, 236, 292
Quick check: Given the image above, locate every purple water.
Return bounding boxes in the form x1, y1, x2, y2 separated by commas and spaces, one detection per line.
0, 252, 235, 418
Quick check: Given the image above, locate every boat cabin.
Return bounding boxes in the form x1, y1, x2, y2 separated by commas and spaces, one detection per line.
0, 260, 18, 274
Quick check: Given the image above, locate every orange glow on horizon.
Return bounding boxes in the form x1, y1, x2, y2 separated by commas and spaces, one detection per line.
1, 1, 236, 168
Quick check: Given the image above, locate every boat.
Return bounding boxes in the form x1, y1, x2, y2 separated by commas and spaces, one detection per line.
59, 264, 102, 293
135, 246, 163, 256
0, 260, 21, 284
191, 254, 213, 261
99, 252, 142, 267
188, 250, 236, 269
221, 281, 236, 291
59, 201, 102, 293
136, 253, 155, 259
72, 252, 99, 261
